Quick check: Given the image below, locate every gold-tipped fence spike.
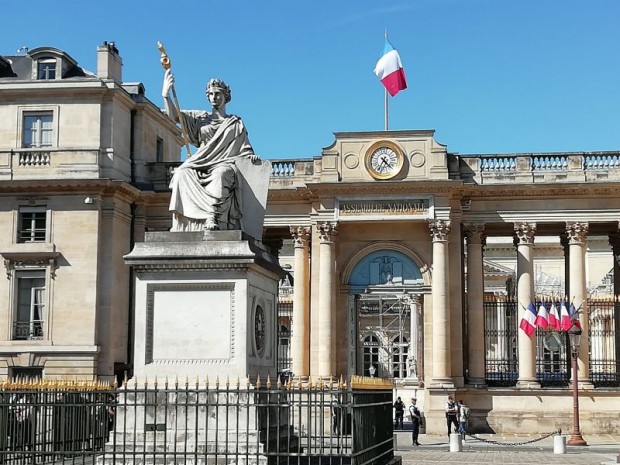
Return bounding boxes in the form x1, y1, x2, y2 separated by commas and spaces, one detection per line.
297, 378, 303, 390
165, 376, 169, 389
308, 376, 313, 389
255, 375, 261, 389
215, 376, 220, 389
225, 376, 230, 389
266, 375, 272, 389
338, 375, 344, 389
276, 377, 282, 389
235, 377, 240, 389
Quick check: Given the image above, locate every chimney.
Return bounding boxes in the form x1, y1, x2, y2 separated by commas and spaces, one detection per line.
97, 41, 122, 82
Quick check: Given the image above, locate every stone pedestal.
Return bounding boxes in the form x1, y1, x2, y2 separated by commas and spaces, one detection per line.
102, 230, 288, 464
124, 230, 283, 382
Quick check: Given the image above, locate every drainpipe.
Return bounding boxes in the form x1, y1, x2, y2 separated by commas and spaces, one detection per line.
130, 109, 137, 184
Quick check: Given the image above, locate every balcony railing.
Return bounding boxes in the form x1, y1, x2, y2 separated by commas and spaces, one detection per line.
12, 321, 44, 340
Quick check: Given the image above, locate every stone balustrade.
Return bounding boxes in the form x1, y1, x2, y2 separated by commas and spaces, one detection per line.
5, 150, 620, 186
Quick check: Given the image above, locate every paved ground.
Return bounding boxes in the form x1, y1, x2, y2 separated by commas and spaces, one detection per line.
394, 431, 620, 465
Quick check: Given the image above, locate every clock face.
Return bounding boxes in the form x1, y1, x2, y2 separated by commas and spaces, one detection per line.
365, 142, 404, 180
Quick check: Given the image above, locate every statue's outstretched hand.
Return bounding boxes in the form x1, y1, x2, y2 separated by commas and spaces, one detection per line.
249, 154, 261, 163
162, 69, 174, 98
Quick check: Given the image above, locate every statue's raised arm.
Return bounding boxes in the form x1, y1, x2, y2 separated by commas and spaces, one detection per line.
159, 45, 269, 237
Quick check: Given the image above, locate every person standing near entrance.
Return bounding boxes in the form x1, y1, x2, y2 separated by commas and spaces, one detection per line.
408, 398, 421, 446
445, 395, 459, 437
393, 396, 405, 429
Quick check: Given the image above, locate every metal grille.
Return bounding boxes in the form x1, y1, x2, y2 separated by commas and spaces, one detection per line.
483, 296, 518, 386
589, 298, 619, 387
483, 296, 620, 387
0, 377, 394, 465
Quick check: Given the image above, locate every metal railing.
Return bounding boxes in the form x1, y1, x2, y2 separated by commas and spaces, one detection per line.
482, 295, 620, 387
12, 321, 44, 341
0, 376, 394, 465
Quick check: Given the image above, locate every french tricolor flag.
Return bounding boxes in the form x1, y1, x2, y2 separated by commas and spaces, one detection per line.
519, 301, 537, 337
560, 301, 572, 331
569, 302, 583, 330
374, 39, 407, 97
548, 301, 561, 331
535, 301, 549, 329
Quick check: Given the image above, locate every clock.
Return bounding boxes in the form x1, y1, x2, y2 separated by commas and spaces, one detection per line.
254, 305, 266, 356
364, 141, 405, 180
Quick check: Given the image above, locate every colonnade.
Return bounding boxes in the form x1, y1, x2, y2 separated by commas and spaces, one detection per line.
287, 219, 599, 385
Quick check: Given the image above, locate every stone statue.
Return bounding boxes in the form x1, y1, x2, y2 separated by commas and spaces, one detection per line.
161, 69, 261, 232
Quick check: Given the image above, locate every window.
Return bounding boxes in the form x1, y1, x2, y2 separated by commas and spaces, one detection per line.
156, 137, 164, 162
37, 59, 56, 79
10, 367, 43, 380
363, 335, 380, 377
13, 271, 45, 340
22, 112, 53, 148
392, 336, 409, 379
18, 207, 47, 243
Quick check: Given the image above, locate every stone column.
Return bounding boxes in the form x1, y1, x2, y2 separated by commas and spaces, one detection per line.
608, 231, 620, 372
464, 224, 486, 386
407, 295, 420, 380
290, 226, 310, 378
428, 219, 453, 387
515, 222, 539, 388
318, 222, 338, 377
566, 222, 591, 385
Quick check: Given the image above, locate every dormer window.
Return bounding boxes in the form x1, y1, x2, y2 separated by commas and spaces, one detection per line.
37, 59, 56, 79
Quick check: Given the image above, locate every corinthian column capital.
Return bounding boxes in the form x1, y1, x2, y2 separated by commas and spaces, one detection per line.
290, 226, 311, 247
566, 222, 589, 244
428, 219, 451, 241
514, 222, 536, 245
463, 223, 486, 245
318, 222, 338, 243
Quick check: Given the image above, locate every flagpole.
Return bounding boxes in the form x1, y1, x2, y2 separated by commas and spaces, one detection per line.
385, 88, 389, 131
384, 28, 389, 131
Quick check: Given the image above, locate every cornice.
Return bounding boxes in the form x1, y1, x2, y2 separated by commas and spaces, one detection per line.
0, 179, 141, 202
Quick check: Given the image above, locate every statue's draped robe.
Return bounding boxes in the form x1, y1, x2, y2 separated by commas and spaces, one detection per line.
169, 110, 254, 231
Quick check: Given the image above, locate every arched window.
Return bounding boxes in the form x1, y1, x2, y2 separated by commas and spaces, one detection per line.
363, 335, 379, 377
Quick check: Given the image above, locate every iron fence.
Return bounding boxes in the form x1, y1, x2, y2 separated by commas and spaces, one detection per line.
0, 376, 394, 465
483, 295, 620, 387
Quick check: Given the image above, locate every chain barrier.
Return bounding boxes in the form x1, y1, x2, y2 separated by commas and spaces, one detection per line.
463, 429, 561, 447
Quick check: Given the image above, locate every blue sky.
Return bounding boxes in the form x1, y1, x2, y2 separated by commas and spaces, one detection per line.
3, 0, 620, 159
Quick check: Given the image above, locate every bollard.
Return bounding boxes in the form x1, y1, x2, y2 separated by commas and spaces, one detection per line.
554, 433, 566, 454
393, 432, 398, 450
449, 433, 463, 452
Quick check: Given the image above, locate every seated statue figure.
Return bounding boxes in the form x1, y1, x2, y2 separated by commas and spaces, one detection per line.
162, 69, 260, 231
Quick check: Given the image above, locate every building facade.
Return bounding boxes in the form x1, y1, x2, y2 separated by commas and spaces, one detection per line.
1, 44, 618, 433
0, 44, 180, 381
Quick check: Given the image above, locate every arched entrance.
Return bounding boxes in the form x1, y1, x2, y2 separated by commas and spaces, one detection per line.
345, 248, 427, 381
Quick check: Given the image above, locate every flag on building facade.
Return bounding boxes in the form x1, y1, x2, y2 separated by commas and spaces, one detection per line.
519, 301, 537, 336
569, 302, 583, 330
373, 39, 407, 96
535, 300, 549, 329
548, 300, 561, 331
560, 300, 572, 331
